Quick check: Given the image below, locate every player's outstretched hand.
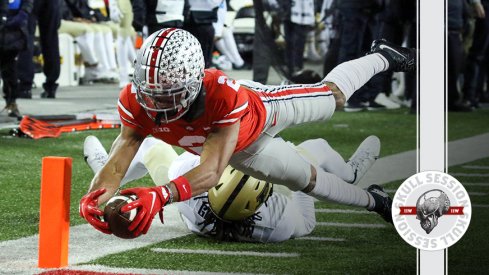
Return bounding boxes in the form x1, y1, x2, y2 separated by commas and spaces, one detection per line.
79, 188, 112, 234
120, 186, 171, 236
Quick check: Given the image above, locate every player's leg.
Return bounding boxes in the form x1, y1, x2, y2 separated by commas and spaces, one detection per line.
83, 135, 109, 174
323, 40, 417, 108
290, 191, 316, 238
229, 136, 392, 223
246, 41, 416, 135
84, 136, 177, 186
298, 136, 380, 185
230, 136, 369, 207
84, 135, 145, 184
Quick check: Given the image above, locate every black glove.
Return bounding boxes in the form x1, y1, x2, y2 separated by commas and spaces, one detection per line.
6, 10, 28, 28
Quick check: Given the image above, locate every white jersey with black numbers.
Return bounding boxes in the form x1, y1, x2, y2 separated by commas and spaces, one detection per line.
177, 191, 297, 243
169, 152, 310, 243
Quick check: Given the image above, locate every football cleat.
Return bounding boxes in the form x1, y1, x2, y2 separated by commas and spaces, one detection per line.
84, 135, 108, 174
367, 184, 393, 224
370, 39, 416, 72
347, 135, 380, 185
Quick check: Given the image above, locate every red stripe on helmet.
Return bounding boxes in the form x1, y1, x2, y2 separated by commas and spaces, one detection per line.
147, 28, 177, 85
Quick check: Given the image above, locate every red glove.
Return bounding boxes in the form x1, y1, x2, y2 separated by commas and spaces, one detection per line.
79, 188, 111, 234
120, 186, 171, 236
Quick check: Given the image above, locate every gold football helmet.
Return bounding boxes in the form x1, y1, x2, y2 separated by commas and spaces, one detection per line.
208, 166, 273, 221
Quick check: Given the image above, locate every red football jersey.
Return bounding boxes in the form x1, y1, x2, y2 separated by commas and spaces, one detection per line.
118, 69, 267, 155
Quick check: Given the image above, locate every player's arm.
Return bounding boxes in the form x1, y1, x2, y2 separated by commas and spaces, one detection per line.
178, 121, 240, 197
120, 122, 240, 236
89, 125, 146, 204
79, 125, 145, 234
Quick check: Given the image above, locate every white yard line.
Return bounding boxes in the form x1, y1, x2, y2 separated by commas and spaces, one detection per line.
359, 132, 489, 188
316, 222, 387, 228
296, 237, 346, 242
315, 209, 374, 214
151, 248, 299, 258
462, 165, 489, 170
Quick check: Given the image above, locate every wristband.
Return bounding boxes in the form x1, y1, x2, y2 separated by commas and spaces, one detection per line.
172, 176, 192, 201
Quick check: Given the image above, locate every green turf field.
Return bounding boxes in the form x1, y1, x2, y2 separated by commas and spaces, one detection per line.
0, 108, 488, 273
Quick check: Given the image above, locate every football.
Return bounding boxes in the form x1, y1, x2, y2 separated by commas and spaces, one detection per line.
103, 195, 138, 239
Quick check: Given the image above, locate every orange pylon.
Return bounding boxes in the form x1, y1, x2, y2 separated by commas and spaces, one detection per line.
38, 157, 72, 268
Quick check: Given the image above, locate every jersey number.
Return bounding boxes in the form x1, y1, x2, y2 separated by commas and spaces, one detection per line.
218, 76, 240, 92
178, 136, 206, 153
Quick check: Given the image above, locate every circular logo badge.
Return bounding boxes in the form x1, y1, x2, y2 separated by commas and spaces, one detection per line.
392, 171, 472, 251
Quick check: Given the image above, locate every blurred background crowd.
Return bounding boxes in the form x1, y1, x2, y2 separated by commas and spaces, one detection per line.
0, 0, 487, 118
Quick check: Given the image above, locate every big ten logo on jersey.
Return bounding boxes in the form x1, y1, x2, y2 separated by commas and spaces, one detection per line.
153, 126, 171, 133
218, 76, 240, 92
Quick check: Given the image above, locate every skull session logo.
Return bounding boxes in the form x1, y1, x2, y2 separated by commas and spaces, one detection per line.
392, 171, 472, 251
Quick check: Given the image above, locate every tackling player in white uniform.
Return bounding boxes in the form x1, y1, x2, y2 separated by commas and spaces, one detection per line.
84, 134, 380, 242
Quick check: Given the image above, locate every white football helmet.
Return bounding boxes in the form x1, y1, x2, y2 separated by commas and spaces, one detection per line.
133, 28, 205, 124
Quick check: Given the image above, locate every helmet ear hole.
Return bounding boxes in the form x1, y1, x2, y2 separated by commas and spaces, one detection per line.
215, 183, 224, 190
244, 201, 251, 211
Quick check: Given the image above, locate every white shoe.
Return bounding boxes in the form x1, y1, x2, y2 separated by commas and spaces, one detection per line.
305, 47, 323, 62
83, 65, 106, 82
389, 93, 412, 107
347, 135, 381, 185
374, 93, 401, 109
84, 135, 108, 174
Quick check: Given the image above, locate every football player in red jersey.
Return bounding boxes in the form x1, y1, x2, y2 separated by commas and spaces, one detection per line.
79, 28, 416, 236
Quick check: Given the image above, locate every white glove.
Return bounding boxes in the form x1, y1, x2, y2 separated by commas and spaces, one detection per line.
109, 0, 122, 23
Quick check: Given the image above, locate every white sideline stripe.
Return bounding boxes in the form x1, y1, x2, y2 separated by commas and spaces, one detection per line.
151, 248, 299, 258
462, 165, 489, 170
463, 183, 489, 186
317, 222, 387, 228
0, 205, 189, 275
473, 204, 489, 208
315, 209, 374, 214
451, 173, 489, 177
69, 264, 265, 275
296, 237, 346, 242
359, 132, 489, 188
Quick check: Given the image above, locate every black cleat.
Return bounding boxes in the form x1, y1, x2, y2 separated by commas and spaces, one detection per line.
370, 39, 416, 73
367, 184, 393, 224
